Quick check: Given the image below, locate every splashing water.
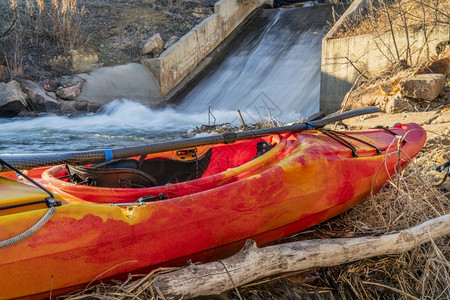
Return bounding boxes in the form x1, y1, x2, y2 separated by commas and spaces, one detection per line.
0, 100, 262, 153
0, 100, 187, 152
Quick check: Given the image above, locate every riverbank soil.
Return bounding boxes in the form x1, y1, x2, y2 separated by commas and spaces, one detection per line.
0, 0, 216, 81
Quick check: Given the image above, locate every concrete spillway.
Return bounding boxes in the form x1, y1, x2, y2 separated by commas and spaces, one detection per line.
175, 5, 345, 122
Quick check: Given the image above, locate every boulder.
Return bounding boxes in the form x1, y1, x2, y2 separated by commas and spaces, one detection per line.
141, 33, 164, 57
164, 36, 179, 50
59, 99, 88, 114
0, 80, 28, 117
414, 58, 450, 76
56, 81, 83, 100
20, 80, 60, 112
40, 79, 59, 92
400, 74, 446, 101
384, 96, 414, 114
58, 75, 85, 88
46, 92, 57, 100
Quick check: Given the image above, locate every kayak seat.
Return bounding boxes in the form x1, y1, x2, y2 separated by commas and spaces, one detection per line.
67, 148, 212, 187
68, 164, 158, 188
139, 148, 213, 184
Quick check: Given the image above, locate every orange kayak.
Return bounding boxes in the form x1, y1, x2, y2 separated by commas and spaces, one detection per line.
0, 123, 426, 299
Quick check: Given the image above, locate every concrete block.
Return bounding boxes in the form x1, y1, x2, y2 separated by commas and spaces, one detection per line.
400, 73, 446, 101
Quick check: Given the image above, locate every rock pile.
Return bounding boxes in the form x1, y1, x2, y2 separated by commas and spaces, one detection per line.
0, 77, 86, 117
343, 48, 450, 114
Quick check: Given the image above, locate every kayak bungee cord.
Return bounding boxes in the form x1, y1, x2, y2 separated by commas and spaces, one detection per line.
306, 124, 385, 157
0, 207, 56, 248
0, 157, 60, 248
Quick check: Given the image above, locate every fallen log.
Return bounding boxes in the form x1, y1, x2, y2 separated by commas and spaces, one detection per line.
152, 214, 450, 299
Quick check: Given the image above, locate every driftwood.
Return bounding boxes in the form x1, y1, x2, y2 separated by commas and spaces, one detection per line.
153, 214, 450, 299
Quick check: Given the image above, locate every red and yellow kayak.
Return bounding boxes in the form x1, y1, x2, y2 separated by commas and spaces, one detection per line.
0, 123, 426, 299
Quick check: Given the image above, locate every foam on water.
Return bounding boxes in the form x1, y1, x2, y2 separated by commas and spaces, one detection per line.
0, 100, 257, 153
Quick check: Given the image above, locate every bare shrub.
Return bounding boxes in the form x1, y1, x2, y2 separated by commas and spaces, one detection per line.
331, 0, 450, 65
0, 0, 88, 81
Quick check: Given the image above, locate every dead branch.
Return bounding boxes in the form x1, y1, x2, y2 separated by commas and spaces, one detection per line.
381, 0, 401, 61
152, 214, 450, 299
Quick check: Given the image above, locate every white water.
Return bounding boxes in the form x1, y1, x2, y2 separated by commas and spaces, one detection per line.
0, 100, 248, 153
0, 100, 189, 152
176, 7, 330, 121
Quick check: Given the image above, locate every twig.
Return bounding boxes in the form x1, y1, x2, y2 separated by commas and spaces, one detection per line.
0, 18, 17, 39
237, 110, 246, 130
381, 0, 401, 61
362, 281, 420, 300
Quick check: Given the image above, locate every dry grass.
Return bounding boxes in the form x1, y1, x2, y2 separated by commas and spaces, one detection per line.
0, 0, 88, 80
330, 0, 450, 65
332, 0, 450, 38
57, 128, 449, 299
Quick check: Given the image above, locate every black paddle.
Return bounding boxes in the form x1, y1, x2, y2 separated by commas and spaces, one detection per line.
0, 107, 381, 171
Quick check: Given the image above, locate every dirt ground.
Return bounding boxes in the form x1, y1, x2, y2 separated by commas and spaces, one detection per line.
0, 0, 216, 78
75, 0, 216, 65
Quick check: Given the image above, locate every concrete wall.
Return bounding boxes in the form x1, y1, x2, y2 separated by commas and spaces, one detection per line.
142, 0, 271, 99
320, 0, 450, 114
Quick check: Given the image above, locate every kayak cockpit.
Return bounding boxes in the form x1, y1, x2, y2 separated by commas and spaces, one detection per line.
41, 135, 285, 203
66, 148, 213, 188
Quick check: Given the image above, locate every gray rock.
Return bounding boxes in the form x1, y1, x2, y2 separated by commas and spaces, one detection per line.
141, 33, 164, 57
20, 80, 60, 113
40, 79, 59, 92
59, 75, 85, 88
46, 92, 57, 100
0, 80, 28, 117
400, 74, 446, 101
385, 96, 414, 114
60, 99, 88, 114
164, 36, 179, 50
56, 81, 83, 100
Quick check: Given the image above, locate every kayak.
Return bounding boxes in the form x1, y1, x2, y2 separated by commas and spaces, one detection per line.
0, 123, 426, 299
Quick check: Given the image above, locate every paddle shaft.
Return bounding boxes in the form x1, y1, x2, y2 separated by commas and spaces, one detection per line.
0, 107, 381, 171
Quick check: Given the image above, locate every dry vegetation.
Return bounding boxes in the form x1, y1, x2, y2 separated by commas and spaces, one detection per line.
333, 0, 449, 38
331, 0, 450, 64
0, 0, 216, 81
0, 0, 87, 80
1, 1, 447, 299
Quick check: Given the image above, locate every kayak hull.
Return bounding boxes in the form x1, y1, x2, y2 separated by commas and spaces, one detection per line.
0, 124, 426, 299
